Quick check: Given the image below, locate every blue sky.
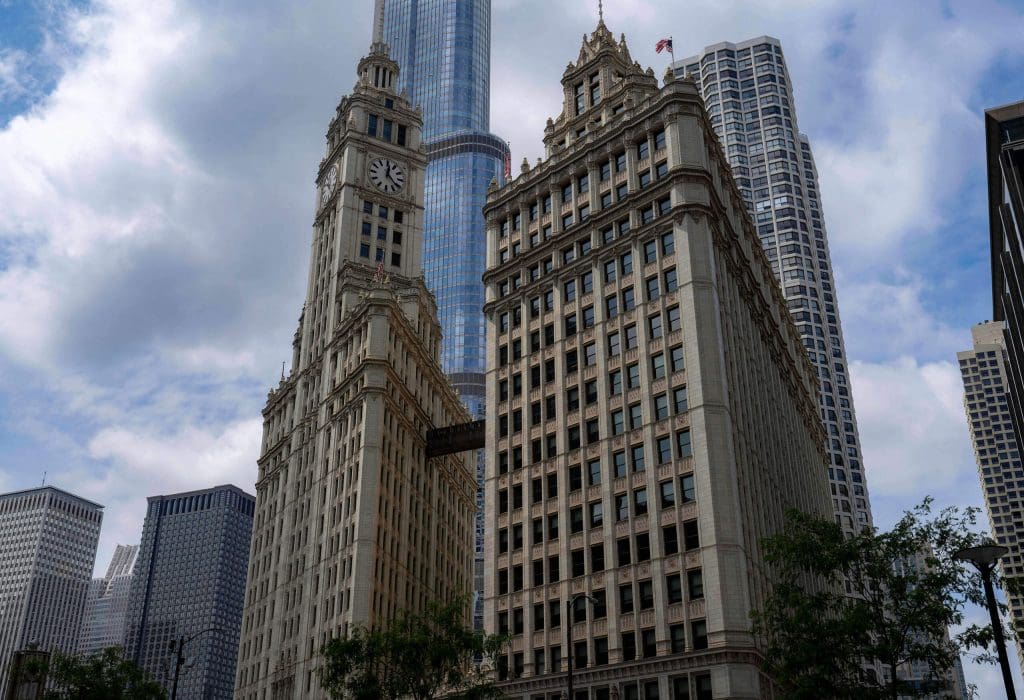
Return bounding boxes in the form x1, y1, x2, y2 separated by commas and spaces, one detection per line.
1, 0, 1023, 694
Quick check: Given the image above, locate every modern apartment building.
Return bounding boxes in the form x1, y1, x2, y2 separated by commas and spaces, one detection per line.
957, 320, 1024, 667
0, 486, 102, 693
987, 100, 1024, 440
382, 0, 509, 628
482, 21, 832, 699
122, 485, 254, 700
77, 544, 139, 657
674, 37, 872, 534
232, 20, 476, 700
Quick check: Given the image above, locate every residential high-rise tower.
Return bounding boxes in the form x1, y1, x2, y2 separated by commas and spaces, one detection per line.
0, 486, 102, 693
483, 21, 832, 698
232, 13, 476, 699
986, 101, 1024, 439
122, 485, 254, 699
382, 0, 510, 628
674, 38, 873, 534
76, 543, 139, 657
958, 320, 1024, 667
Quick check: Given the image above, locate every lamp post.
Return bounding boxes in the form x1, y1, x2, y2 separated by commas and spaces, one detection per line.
169, 627, 224, 700
954, 544, 1016, 700
566, 593, 598, 700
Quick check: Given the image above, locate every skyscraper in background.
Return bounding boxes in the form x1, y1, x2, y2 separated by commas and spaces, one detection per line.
0, 486, 102, 693
123, 485, 254, 700
77, 543, 139, 657
958, 320, 1024, 668
674, 38, 873, 534
986, 101, 1024, 440
382, 0, 509, 627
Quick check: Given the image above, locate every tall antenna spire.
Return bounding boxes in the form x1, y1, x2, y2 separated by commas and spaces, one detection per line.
373, 0, 385, 45
598, 0, 604, 22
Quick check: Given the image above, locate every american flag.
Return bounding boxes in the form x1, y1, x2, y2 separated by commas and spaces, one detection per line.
503, 146, 512, 180
655, 38, 673, 54
373, 259, 386, 284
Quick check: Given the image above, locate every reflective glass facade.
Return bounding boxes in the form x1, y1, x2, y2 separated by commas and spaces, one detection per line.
383, 1, 508, 628
675, 37, 874, 534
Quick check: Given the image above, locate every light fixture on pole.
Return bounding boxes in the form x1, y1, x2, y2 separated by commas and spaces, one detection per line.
954, 544, 1016, 700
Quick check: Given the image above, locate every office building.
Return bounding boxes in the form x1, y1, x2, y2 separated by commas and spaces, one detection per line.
382, 0, 509, 628
987, 100, 1024, 440
0, 486, 102, 693
483, 20, 832, 698
674, 37, 873, 534
76, 544, 139, 657
123, 485, 254, 699
958, 320, 1024, 667
232, 15, 476, 699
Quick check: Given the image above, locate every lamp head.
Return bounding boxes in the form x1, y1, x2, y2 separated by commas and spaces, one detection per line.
954, 544, 1009, 569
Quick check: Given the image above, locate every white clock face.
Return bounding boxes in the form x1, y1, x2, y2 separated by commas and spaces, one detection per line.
321, 165, 338, 204
368, 157, 405, 194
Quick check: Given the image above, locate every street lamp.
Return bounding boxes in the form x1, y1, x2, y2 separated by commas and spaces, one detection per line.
954, 544, 1017, 700
169, 626, 225, 700
566, 593, 598, 700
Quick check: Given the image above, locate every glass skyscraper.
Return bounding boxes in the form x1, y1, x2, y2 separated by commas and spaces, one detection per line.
674, 37, 874, 535
382, 0, 508, 627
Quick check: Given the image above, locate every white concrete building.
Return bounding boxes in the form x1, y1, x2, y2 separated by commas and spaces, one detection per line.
0, 486, 102, 693
958, 320, 1024, 669
233, 16, 476, 700
482, 21, 832, 699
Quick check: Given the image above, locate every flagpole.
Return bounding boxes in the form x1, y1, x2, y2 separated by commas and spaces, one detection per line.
669, 35, 675, 67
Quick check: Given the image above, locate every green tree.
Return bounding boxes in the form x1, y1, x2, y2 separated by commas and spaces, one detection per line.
751, 499, 1007, 699
44, 646, 165, 699
320, 597, 508, 700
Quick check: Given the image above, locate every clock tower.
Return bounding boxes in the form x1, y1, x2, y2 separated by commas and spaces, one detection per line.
234, 18, 476, 700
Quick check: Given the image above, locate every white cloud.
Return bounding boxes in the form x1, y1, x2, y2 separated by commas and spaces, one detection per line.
838, 275, 970, 363
851, 357, 983, 516
0, 48, 30, 101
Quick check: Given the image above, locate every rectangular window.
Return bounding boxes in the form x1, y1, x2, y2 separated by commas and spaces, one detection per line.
649, 314, 663, 339
367, 114, 378, 136
680, 474, 696, 502
683, 520, 699, 551
636, 532, 651, 561
667, 305, 681, 331
660, 480, 675, 507
616, 494, 629, 522
619, 583, 634, 612
671, 345, 685, 372
634, 488, 648, 516
651, 353, 666, 379
688, 569, 704, 600
631, 444, 645, 472
613, 451, 627, 478
677, 429, 692, 458
674, 387, 689, 413
638, 580, 654, 609
663, 524, 679, 555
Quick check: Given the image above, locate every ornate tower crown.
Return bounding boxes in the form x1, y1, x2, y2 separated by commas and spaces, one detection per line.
543, 19, 659, 153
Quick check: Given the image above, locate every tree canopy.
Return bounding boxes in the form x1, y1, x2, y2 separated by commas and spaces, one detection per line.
44, 646, 165, 700
751, 499, 1008, 699
320, 597, 508, 700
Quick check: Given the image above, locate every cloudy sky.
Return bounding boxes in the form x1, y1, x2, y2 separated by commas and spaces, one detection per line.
1, 0, 1023, 692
